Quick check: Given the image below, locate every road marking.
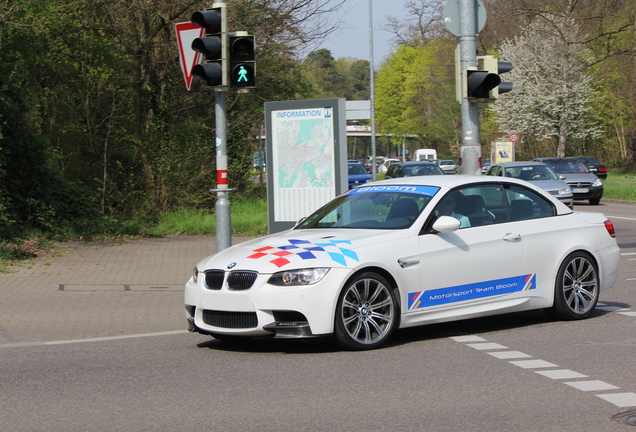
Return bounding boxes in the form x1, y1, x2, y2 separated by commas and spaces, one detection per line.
0, 330, 188, 349
596, 393, 636, 408
535, 369, 588, 379
608, 216, 636, 221
451, 335, 636, 408
465, 342, 508, 350
597, 302, 636, 317
566, 380, 620, 392
487, 351, 531, 359
509, 359, 558, 369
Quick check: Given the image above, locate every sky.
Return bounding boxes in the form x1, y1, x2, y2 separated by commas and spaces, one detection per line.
316, 0, 409, 65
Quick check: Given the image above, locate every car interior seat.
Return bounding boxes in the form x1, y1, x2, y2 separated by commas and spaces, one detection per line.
511, 199, 534, 221
386, 198, 419, 222
519, 170, 532, 181
457, 195, 491, 226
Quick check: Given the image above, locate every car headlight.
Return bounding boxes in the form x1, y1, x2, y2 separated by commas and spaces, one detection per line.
192, 266, 199, 283
559, 187, 572, 195
592, 178, 602, 187
268, 268, 330, 286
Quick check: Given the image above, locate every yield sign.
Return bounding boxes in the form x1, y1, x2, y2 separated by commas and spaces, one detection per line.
175, 22, 205, 90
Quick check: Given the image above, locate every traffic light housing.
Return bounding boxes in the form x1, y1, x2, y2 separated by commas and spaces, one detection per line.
455, 50, 514, 102
466, 68, 501, 100
228, 34, 256, 89
190, 4, 227, 87
482, 55, 513, 99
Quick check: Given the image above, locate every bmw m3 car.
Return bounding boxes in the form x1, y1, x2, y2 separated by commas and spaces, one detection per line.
185, 175, 620, 350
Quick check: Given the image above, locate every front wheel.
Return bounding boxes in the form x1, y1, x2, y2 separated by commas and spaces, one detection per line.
333, 272, 399, 350
589, 198, 601, 205
546, 252, 599, 320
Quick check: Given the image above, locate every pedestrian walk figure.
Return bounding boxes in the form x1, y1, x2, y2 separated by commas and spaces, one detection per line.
237, 66, 248, 82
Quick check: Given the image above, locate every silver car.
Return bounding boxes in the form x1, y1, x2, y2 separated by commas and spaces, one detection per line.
437, 159, 458, 174
486, 161, 573, 208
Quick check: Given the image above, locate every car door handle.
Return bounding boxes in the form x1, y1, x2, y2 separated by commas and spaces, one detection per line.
502, 233, 521, 242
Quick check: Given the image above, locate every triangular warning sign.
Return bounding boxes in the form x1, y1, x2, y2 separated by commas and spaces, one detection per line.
175, 22, 205, 91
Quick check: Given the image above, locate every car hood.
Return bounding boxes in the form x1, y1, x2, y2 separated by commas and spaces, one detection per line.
558, 173, 599, 183
530, 179, 571, 192
197, 229, 409, 273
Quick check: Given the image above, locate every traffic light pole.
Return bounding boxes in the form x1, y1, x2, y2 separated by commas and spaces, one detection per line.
459, 0, 481, 175
211, 89, 233, 252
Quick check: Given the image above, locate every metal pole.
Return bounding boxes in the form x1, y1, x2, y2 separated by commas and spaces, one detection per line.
459, 0, 480, 175
369, 0, 377, 180
213, 89, 232, 252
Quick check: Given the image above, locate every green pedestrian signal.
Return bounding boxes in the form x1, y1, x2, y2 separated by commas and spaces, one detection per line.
228, 35, 256, 89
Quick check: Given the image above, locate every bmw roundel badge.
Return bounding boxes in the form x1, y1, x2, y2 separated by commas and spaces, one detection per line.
227, 262, 237, 269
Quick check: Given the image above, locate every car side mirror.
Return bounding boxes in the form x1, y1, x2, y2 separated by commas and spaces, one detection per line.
558, 175, 566, 180
432, 215, 461, 233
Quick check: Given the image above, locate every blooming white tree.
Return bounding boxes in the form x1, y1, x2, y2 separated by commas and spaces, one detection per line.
491, 14, 602, 157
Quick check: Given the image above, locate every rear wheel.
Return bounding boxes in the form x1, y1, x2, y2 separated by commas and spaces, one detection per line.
547, 252, 599, 320
333, 272, 398, 350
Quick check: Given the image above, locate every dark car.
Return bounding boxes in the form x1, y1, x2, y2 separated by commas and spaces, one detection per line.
571, 156, 607, 179
385, 161, 444, 179
533, 157, 603, 205
348, 162, 372, 189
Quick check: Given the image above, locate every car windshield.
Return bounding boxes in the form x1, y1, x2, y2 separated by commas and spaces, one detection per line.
348, 164, 367, 175
579, 157, 600, 165
546, 160, 590, 173
402, 165, 442, 176
296, 185, 440, 230
505, 165, 558, 181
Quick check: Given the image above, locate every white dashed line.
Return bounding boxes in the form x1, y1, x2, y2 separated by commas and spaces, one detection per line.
451, 335, 636, 408
565, 380, 620, 392
535, 369, 588, 379
509, 359, 558, 369
487, 351, 532, 359
465, 342, 508, 350
596, 393, 636, 408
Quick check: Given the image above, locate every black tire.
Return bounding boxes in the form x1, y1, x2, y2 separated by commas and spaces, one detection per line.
589, 198, 601, 205
546, 252, 599, 320
333, 272, 399, 350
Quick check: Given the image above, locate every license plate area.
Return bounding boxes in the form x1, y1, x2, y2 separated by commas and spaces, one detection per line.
572, 188, 589, 193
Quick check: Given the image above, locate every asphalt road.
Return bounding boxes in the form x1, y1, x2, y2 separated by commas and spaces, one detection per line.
0, 201, 634, 431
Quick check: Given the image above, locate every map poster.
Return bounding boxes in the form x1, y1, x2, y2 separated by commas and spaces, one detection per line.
265, 98, 348, 234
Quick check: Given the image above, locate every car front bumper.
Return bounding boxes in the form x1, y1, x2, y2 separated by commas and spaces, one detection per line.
184, 267, 351, 338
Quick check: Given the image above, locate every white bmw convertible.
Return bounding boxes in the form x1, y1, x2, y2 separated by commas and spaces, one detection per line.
185, 175, 620, 350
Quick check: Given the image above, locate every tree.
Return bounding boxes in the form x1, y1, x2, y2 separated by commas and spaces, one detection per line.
375, 38, 460, 156
491, 14, 602, 158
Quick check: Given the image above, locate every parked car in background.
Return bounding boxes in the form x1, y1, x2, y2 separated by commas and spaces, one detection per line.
437, 160, 458, 174
378, 158, 401, 173
486, 161, 573, 208
571, 156, 607, 179
481, 158, 491, 174
347, 163, 372, 189
385, 161, 444, 179
533, 157, 603, 205
185, 175, 620, 350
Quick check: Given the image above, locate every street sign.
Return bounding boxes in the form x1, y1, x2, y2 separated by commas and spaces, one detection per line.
443, 0, 486, 36
509, 133, 519, 142
175, 22, 205, 90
